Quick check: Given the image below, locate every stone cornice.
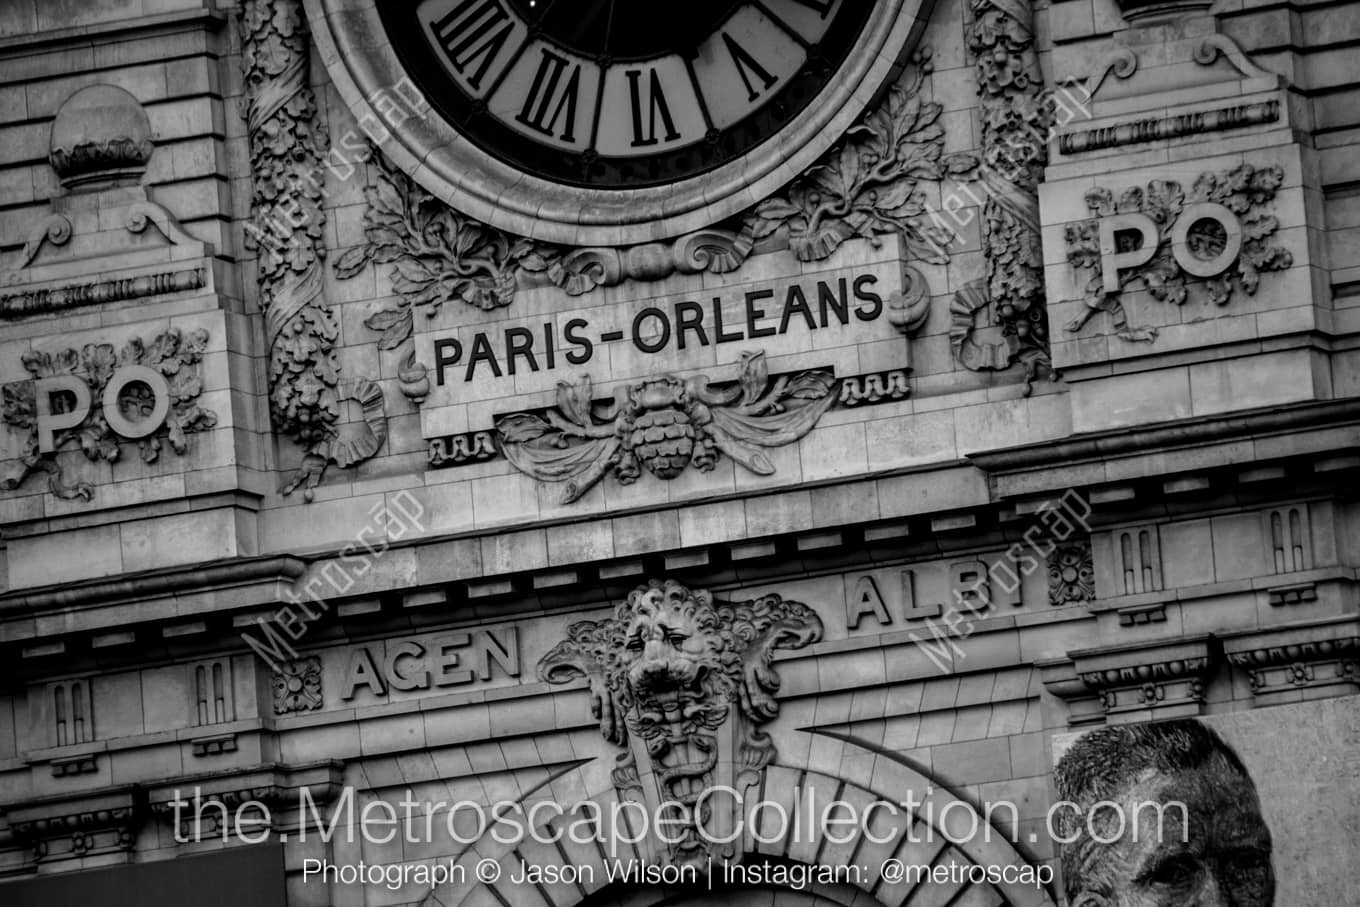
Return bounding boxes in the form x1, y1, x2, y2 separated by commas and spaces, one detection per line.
0, 8, 226, 57
968, 398, 1360, 477
6, 785, 146, 862
1047, 635, 1219, 719
0, 555, 305, 615
1221, 617, 1360, 699
1057, 99, 1281, 156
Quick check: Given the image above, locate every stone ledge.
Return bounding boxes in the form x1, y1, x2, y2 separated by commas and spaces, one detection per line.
0, 8, 227, 57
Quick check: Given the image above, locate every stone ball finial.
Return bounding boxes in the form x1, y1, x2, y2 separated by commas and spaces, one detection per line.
48, 84, 154, 189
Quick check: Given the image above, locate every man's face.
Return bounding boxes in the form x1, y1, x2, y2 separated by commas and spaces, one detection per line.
1083, 759, 1274, 907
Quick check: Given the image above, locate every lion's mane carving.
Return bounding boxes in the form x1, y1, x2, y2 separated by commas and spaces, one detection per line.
538, 580, 822, 857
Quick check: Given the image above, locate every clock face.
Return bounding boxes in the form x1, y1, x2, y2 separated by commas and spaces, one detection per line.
381, 0, 872, 188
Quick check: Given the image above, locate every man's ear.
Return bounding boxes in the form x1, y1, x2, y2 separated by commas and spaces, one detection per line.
1070, 893, 1114, 907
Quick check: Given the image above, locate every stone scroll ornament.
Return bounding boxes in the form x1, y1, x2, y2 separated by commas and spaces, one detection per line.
950, 0, 1055, 391
495, 352, 836, 504
1064, 164, 1293, 341
333, 52, 973, 404
538, 579, 823, 867
240, 0, 386, 501
0, 329, 218, 500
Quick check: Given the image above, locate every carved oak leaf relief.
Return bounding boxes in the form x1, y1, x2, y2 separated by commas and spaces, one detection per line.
496, 352, 836, 504
749, 54, 979, 264
1064, 163, 1292, 342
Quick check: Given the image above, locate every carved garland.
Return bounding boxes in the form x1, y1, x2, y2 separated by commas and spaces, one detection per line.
0, 329, 218, 500
239, 0, 386, 500
952, 0, 1054, 390
496, 351, 836, 504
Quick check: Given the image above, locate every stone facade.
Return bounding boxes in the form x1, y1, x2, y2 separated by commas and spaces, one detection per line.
0, 0, 1358, 905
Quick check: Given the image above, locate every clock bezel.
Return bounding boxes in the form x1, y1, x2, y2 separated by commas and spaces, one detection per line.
304, 0, 932, 247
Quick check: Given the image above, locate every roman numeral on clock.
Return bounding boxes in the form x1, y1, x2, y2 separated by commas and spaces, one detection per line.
431, 0, 515, 90
515, 49, 582, 142
626, 68, 682, 147
722, 33, 777, 102
787, 0, 833, 14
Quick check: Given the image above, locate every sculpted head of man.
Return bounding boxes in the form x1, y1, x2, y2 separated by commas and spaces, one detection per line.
1054, 719, 1274, 907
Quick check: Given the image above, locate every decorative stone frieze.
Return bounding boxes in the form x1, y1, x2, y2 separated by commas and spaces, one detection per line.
497, 352, 836, 504
1058, 99, 1280, 156
1064, 163, 1293, 342
1069, 636, 1217, 720
240, 0, 386, 499
272, 656, 323, 715
0, 328, 218, 500
147, 762, 344, 841
0, 267, 206, 320
538, 579, 823, 865
9, 788, 145, 862
1222, 620, 1360, 704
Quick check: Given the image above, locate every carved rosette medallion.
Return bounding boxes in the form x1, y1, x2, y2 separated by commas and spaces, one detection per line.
1048, 540, 1095, 606
0, 329, 218, 500
538, 579, 823, 866
1064, 163, 1293, 341
272, 657, 323, 715
496, 352, 835, 504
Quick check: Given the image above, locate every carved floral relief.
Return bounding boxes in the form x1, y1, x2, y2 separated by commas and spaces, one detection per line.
496, 352, 836, 504
240, 0, 387, 499
0, 329, 218, 500
1064, 163, 1293, 341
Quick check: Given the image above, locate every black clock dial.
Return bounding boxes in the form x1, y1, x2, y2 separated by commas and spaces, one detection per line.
503, 0, 743, 60
380, 0, 871, 188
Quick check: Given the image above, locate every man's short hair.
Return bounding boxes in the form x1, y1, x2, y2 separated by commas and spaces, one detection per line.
1054, 719, 1254, 900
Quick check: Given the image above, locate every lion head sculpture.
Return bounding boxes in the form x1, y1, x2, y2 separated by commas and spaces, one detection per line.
538, 579, 823, 859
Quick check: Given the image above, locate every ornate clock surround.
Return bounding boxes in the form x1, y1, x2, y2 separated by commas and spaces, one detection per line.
304, 0, 933, 246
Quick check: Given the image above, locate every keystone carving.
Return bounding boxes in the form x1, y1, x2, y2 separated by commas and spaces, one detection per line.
496, 351, 835, 504
1064, 163, 1293, 341
240, 0, 386, 499
1, 329, 218, 500
538, 579, 823, 865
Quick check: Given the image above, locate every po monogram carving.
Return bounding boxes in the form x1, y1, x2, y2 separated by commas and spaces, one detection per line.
538, 579, 823, 865
1, 329, 217, 500
1064, 163, 1293, 341
496, 352, 835, 504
